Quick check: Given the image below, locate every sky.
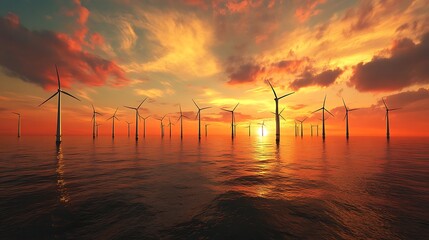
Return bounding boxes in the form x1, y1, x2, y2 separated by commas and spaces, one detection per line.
1, 0, 429, 137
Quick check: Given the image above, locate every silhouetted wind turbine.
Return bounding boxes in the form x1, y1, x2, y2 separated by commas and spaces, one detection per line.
382, 98, 400, 139
294, 121, 298, 137
342, 98, 359, 139
258, 120, 266, 136
126, 121, 132, 137
107, 108, 119, 138
205, 123, 210, 137
38, 65, 81, 143
168, 117, 173, 138
124, 98, 147, 140
12, 112, 21, 137
312, 95, 334, 140
244, 122, 251, 136
311, 124, 318, 136
157, 114, 166, 138
96, 123, 101, 137
296, 117, 308, 137
192, 99, 211, 140
266, 80, 294, 143
221, 102, 239, 139
176, 105, 188, 139
91, 104, 102, 139
141, 115, 150, 138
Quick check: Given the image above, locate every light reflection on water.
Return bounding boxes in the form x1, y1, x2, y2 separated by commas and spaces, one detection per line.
0, 135, 428, 239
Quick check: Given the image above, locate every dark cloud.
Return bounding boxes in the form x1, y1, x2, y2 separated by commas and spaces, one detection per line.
349, 32, 429, 92
0, 13, 129, 89
382, 88, 429, 110
289, 67, 343, 90
227, 61, 264, 85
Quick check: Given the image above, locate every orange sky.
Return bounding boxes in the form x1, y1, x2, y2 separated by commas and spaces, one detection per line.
1, 0, 429, 137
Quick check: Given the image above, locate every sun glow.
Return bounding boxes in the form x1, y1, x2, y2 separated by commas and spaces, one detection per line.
257, 127, 268, 136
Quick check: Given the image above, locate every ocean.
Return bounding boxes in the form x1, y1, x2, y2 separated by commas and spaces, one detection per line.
1, 135, 428, 239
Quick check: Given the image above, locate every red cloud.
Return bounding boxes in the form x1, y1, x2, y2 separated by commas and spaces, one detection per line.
295, 0, 326, 23
227, 63, 264, 85
0, 13, 128, 89
349, 32, 429, 92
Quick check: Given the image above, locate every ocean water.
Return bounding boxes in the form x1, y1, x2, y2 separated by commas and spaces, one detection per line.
0, 135, 428, 239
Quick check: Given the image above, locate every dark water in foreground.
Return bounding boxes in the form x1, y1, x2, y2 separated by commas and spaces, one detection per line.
0, 135, 428, 239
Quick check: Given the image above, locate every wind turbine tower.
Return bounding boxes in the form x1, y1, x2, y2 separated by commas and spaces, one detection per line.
342, 98, 359, 139
12, 112, 21, 138
107, 108, 119, 138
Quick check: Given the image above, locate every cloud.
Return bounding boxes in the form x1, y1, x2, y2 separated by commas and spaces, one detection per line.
0, 13, 129, 89
227, 62, 264, 85
295, 0, 326, 23
134, 87, 175, 98
383, 88, 429, 110
289, 67, 343, 90
349, 32, 429, 92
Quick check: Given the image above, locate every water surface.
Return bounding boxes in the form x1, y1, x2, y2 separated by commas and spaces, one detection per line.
1, 136, 428, 239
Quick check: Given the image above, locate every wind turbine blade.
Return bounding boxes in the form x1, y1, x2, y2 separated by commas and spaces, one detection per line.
192, 99, 200, 109
201, 107, 211, 110
107, 116, 113, 120
91, 103, 95, 112
124, 106, 137, 110
342, 97, 347, 109
270, 111, 276, 115
61, 90, 81, 101
195, 111, 199, 120
326, 109, 335, 117
382, 98, 388, 109
95, 112, 102, 115
278, 92, 294, 100
280, 114, 286, 121
349, 108, 359, 112
303, 117, 308, 122
323, 95, 327, 107
312, 108, 323, 113
114, 116, 119, 121
12, 112, 20, 115
267, 80, 277, 98
38, 92, 58, 107
390, 108, 401, 111
114, 107, 118, 115
179, 104, 182, 114
137, 97, 147, 109
233, 102, 239, 111
343, 113, 347, 121
55, 64, 60, 89
280, 107, 285, 114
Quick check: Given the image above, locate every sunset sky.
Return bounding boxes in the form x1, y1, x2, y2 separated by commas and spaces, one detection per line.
1, 0, 428, 137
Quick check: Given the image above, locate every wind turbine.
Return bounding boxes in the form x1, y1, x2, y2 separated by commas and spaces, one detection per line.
244, 122, 251, 136
176, 105, 188, 139
12, 112, 21, 138
141, 115, 150, 138
96, 123, 101, 137
296, 117, 308, 137
157, 114, 167, 138
205, 123, 210, 137
107, 108, 119, 138
382, 98, 400, 139
311, 124, 318, 136
258, 120, 266, 136
168, 117, 174, 138
91, 104, 102, 139
38, 65, 81, 143
294, 121, 298, 137
266, 80, 294, 143
342, 98, 359, 139
312, 95, 334, 140
124, 98, 147, 140
192, 99, 211, 140
221, 102, 239, 139
125, 121, 132, 137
